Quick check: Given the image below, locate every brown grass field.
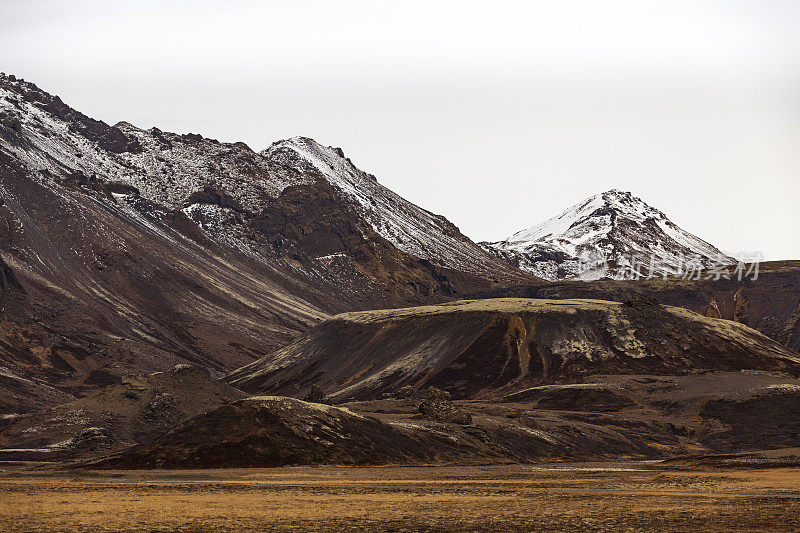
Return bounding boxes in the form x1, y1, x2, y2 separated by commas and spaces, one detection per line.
1, 462, 799, 532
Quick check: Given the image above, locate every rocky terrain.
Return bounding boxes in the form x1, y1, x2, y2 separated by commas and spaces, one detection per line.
470, 260, 800, 352
0, 73, 531, 410
482, 189, 733, 280
4, 296, 797, 468
0, 364, 244, 461
227, 298, 800, 400
97, 369, 800, 469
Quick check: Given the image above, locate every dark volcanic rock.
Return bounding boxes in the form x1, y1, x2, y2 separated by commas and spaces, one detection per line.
227, 298, 800, 401
0, 364, 246, 461
95, 396, 464, 469
418, 399, 473, 424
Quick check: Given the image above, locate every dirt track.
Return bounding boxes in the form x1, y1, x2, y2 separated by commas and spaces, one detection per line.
2, 462, 799, 532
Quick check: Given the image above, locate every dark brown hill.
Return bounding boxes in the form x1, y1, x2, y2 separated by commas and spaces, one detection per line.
95, 396, 470, 469
0, 364, 244, 461
226, 298, 800, 401
98, 371, 800, 469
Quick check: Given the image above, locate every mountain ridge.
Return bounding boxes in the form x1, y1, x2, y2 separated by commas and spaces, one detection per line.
482, 189, 734, 281
0, 72, 532, 409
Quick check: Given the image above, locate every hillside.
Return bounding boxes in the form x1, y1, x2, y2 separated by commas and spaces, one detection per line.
99, 370, 800, 468
227, 298, 800, 400
0, 73, 531, 409
0, 364, 245, 461
468, 260, 800, 352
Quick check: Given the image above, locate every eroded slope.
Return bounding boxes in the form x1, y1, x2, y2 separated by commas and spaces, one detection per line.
227, 298, 800, 400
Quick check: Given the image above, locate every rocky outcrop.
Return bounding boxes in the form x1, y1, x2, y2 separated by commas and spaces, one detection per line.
418, 399, 473, 424
469, 261, 800, 352
226, 298, 800, 401
0, 76, 141, 154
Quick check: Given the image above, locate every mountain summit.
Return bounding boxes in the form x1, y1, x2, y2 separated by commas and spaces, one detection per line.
261, 136, 511, 277
0, 73, 530, 408
482, 189, 733, 281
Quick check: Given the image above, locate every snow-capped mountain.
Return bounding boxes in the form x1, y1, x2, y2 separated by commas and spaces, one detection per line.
0, 73, 514, 280
0, 72, 531, 408
482, 189, 734, 281
262, 137, 510, 277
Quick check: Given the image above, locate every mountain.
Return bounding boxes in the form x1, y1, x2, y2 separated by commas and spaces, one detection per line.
482, 189, 734, 281
0, 73, 530, 410
262, 137, 512, 278
226, 298, 800, 401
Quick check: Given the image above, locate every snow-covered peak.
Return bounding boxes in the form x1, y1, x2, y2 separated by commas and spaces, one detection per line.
1, 71, 521, 282
507, 189, 663, 244
484, 190, 733, 281
263, 136, 374, 183
262, 137, 516, 276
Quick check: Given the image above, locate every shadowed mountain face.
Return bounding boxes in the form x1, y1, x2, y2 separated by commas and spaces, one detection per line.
0, 74, 532, 410
226, 298, 800, 401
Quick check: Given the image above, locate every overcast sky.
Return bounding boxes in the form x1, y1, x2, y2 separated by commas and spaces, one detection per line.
2, 0, 799, 259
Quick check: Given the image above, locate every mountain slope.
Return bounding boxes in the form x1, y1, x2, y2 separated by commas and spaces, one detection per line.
226, 298, 800, 401
0, 73, 531, 409
0, 364, 245, 461
482, 189, 733, 281
263, 137, 510, 277
468, 261, 800, 352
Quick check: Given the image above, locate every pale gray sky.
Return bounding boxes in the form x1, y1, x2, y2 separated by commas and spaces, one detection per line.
2, 0, 799, 259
